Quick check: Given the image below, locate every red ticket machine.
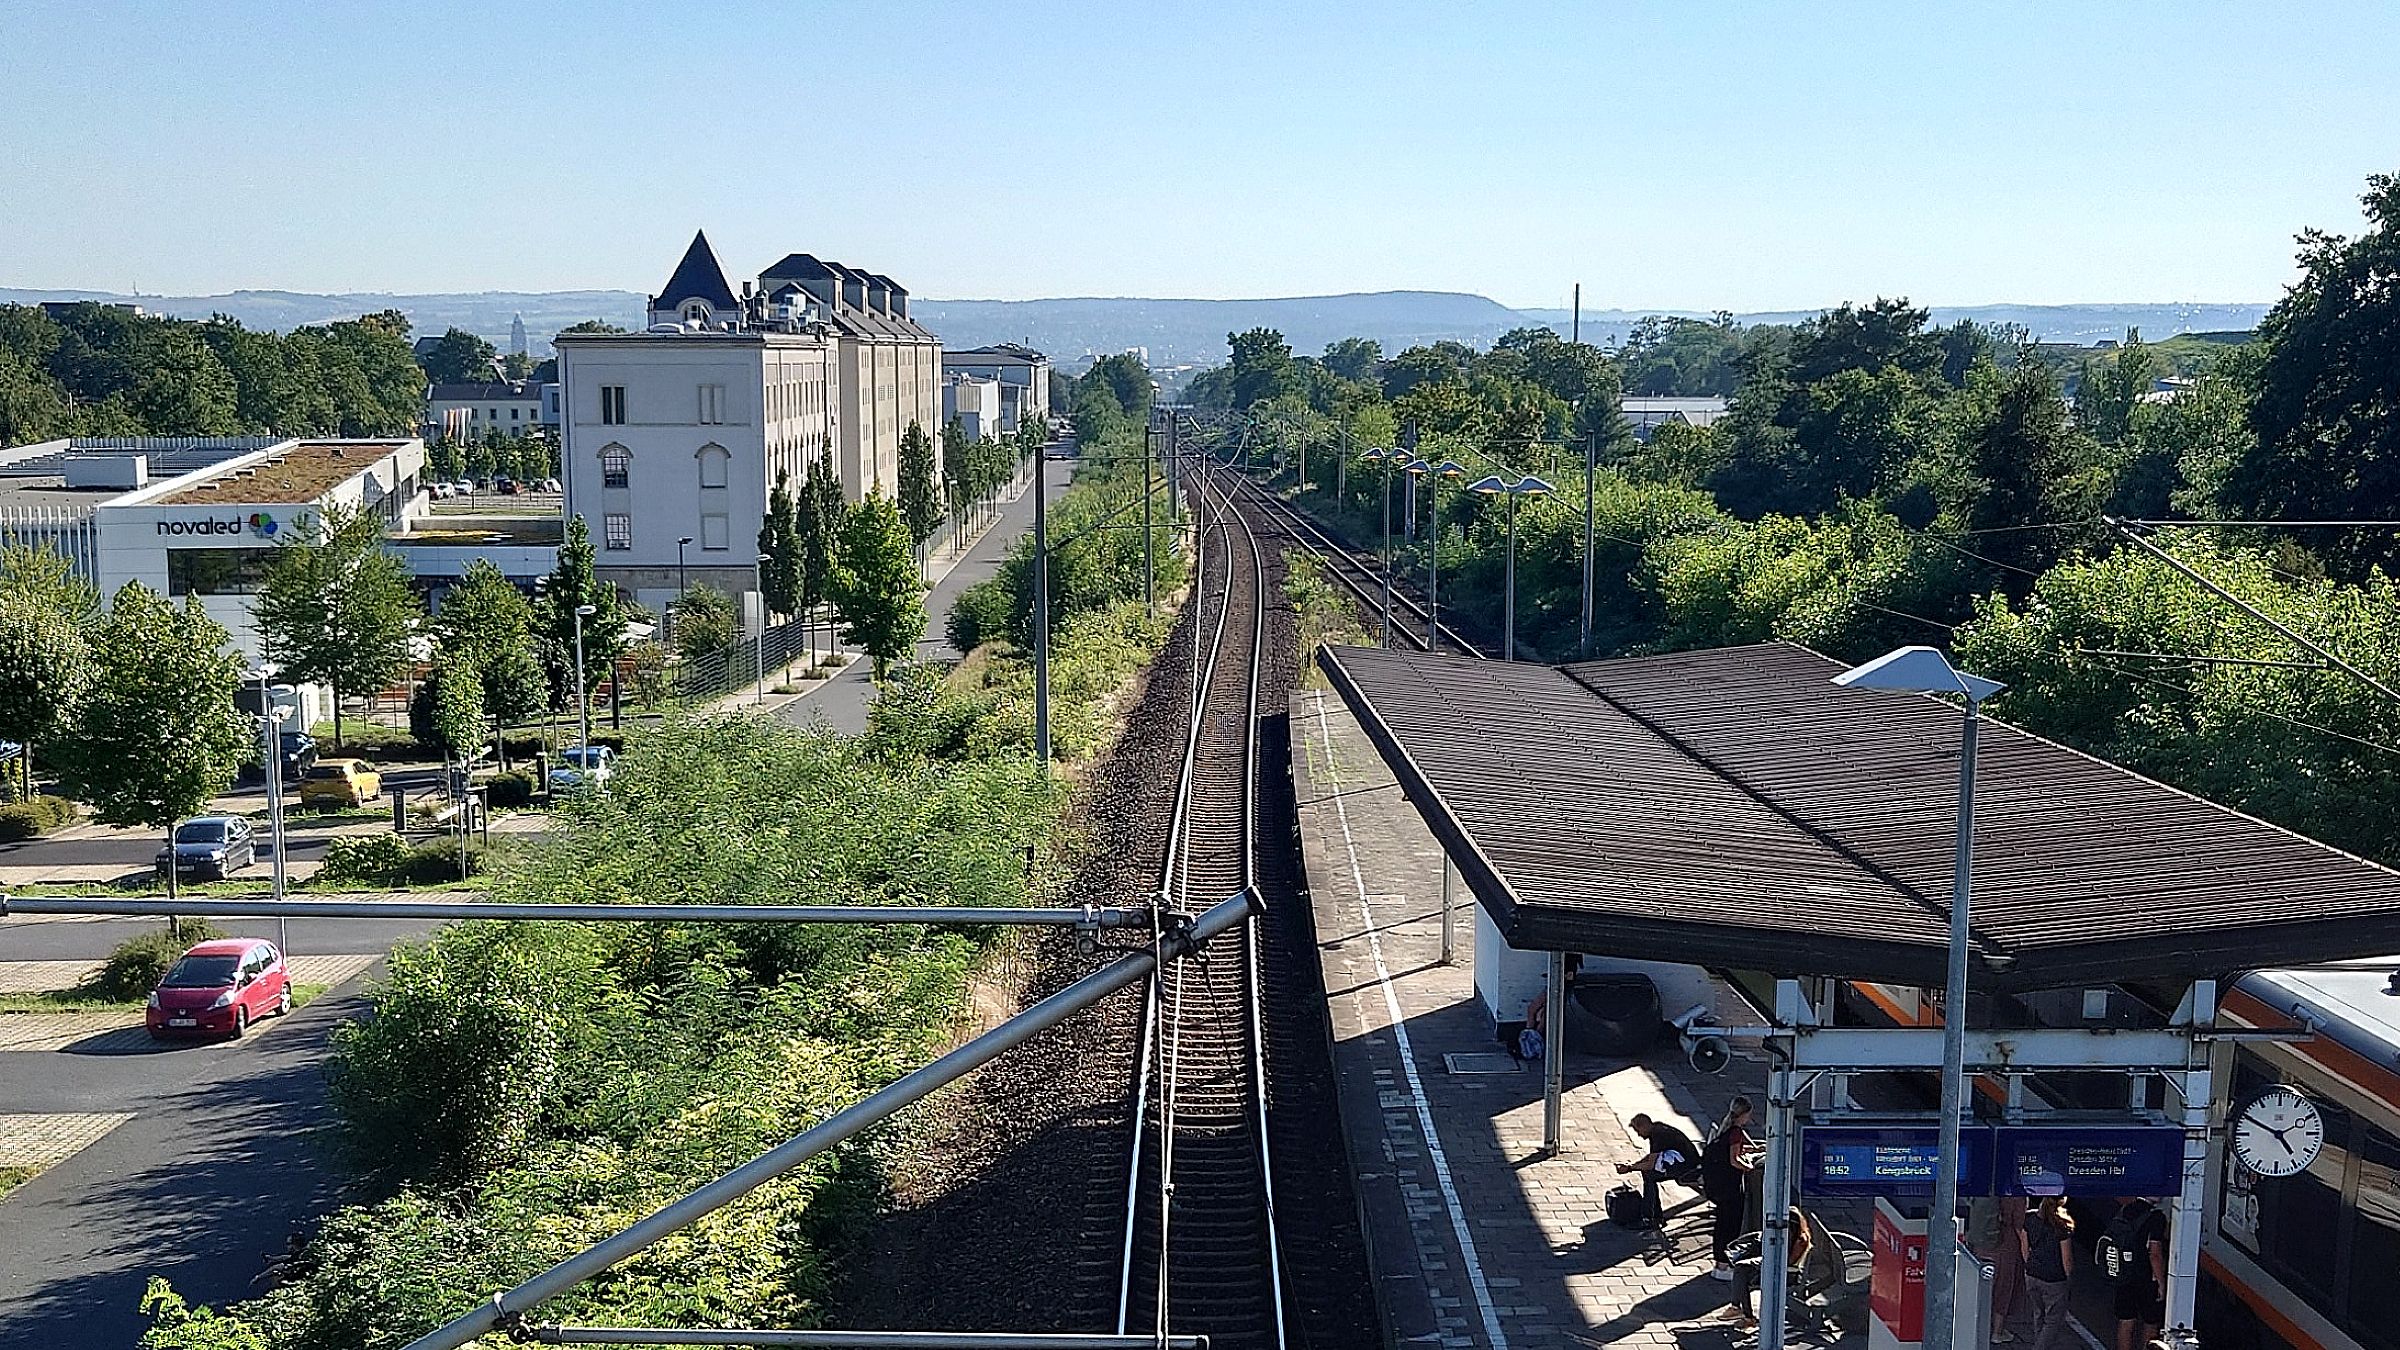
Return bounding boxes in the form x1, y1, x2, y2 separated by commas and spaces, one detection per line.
1870, 1198, 1928, 1350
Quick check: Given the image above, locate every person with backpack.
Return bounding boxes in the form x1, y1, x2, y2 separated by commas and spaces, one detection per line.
2098, 1196, 2169, 1350
1700, 1096, 1759, 1278
2020, 1196, 2077, 1350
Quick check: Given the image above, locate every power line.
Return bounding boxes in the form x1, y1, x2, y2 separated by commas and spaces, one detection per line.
2082, 655, 2400, 761
2123, 518, 2400, 530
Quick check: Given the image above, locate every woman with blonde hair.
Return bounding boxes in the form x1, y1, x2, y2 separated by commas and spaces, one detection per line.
2020, 1195, 2077, 1350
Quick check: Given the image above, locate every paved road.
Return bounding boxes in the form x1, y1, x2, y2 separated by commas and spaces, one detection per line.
777, 457, 1076, 736
0, 914, 441, 1346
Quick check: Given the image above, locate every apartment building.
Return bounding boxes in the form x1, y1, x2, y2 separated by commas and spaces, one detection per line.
557, 232, 862, 621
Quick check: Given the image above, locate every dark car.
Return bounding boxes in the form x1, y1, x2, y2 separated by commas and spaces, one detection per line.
237, 728, 318, 785
154, 816, 257, 880
146, 938, 292, 1038
495, 477, 520, 495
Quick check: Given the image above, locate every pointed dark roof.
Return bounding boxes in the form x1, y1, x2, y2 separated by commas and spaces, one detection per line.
760, 252, 841, 283
652, 230, 739, 312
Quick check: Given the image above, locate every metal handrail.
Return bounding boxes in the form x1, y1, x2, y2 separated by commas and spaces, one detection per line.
0, 896, 1145, 927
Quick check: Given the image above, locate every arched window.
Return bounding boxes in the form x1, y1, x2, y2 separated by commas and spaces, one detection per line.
682, 300, 711, 324
696, 443, 730, 489
600, 444, 631, 489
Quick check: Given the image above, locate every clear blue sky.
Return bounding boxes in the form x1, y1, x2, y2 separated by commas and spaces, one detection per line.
2, 1, 2392, 311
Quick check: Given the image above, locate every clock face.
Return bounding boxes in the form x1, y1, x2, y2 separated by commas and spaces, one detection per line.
2232, 1087, 2325, 1179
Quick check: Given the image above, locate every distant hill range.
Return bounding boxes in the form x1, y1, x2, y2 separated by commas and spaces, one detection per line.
1, 285, 2270, 366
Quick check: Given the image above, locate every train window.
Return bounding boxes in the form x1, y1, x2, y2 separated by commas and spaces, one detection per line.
2349, 1124, 2400, 1350
2253, 1091, 2353, 1310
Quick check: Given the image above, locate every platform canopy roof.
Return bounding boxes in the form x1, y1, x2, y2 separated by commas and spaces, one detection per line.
1321, 642, 2400, 992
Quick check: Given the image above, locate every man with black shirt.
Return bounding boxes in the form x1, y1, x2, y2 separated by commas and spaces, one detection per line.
1615, 1113, 1700, 1227
2108, 1197, 2169, 1350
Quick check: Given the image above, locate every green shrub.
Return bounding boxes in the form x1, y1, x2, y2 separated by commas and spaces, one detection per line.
401, 838, 485, 884
0, 795, 74, 841
483, 771, 536, 808
945, 577, 1015, 653
500, 733, 547, 760
319, 833, 411, 886
82, 922, 229, 1002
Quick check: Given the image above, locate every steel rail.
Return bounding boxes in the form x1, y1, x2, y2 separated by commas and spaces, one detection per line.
1222, 467, 1291, 1350
520, 1329, 1208, 1349
400, 889, 1259, 1350
1224, 468, 1485, 659
0, 896, 1141, 927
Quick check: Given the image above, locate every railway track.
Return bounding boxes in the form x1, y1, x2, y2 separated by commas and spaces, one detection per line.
1228, 472, 1488, 657
1117, 459, 1286, 1349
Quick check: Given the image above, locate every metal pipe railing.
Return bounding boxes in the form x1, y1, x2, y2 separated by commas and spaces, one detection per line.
522, 1330, 1207, 1349
0, 896, 1141, 927
400, 890, 1258, 1350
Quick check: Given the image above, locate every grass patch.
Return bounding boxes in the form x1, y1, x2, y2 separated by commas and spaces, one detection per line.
0, 990, 141, 1014
0, 1166, 38, 1201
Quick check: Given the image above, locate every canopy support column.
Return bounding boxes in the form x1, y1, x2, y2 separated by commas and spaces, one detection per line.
1541, 947, 1566, 1152
1758, 978, 1807, 1350
2165, 979, 2216, 1349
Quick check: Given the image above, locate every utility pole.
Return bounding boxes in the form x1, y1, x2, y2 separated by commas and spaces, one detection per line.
1581, 428, 1597, 659
1572, 282, 1581, 346
1033, 443, 1050, 765
1143, 422, 1155, 615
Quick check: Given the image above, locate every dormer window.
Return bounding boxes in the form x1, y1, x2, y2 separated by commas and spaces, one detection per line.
682, 301, 711, 324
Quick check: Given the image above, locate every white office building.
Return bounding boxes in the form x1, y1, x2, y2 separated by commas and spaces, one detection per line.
943, 372, 1004, 443
941, 344, 1050, 434
0, 435, 556, 665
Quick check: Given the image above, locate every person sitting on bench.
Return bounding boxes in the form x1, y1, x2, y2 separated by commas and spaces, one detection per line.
1722, 1207, 1820, 1330
1614, 1113, 1699, 1227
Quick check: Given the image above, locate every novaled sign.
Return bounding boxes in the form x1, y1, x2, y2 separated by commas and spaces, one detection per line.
156, 517, 246, 537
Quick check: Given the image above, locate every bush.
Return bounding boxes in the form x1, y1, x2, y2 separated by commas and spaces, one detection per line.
319, 834, 411, 886
0, 795, 75, 841
401, 838, 485, 884
946, 577, 1015, 654
82, 922, 228, 1002
483, 771, 536, 809
499, 733, 546, 761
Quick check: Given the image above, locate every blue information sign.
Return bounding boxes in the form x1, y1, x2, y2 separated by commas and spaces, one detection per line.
1799, 1125, 1993, 1196
1995, 1126, 2185, 1197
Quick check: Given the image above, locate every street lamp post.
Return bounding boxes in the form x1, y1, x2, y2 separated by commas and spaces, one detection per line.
1033, 444, 1050, 765
1828, 645, 2005, 1350
755, 552, 773, 705
572, 604, 596, 751
1404, 458, 1467, 649
1467, 472, 1555, 661
1361, 446, 1396, 647
254, 671, 293, 955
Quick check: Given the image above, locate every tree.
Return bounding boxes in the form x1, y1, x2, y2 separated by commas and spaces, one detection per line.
758, 470, 803, 619
828, 493, 927, 677
409, 653, 486, 762
56, 584, 249, 829
670, 585, 737, 661
419, 328, 499, 385
797, 450, 842, 662
0, 540, 99, 622
1227, 328, 1298, 408
897, 419, 941, 561
940, 417, 971, 536
2229, 171, 2400, 576
1322, 337, 1383, 384
433, 561, 548, 746
0, 595, 89, 796
2076, 330, 2157, 445
539, 516, 627, 696
254, 504, 420, 749
1960, 354, 2107, 575
426, 437, 464, 480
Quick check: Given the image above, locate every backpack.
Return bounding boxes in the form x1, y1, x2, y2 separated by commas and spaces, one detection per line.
1517, 1026, 1545, 1062
2096, 1202, 2151, 1287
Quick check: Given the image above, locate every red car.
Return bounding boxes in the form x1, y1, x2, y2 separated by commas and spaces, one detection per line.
145, 939, 292, 1039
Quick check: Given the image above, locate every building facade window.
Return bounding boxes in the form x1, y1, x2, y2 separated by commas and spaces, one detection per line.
600, 445, 631, 489
600, 385, 627, 425
698, 384, 725, 424
166, 548, 275, 596
696, 444, 729, 489
700, 513, 729, 550
603, 513, 631, 550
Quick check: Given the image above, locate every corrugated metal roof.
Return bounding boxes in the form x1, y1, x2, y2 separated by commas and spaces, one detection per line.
1320, 641, 2400, 991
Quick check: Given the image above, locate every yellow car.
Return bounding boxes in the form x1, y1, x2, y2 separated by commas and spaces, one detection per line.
299, 758, 382, 809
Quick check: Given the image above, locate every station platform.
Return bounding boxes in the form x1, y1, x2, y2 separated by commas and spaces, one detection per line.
1289, 685, 1854, 1350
